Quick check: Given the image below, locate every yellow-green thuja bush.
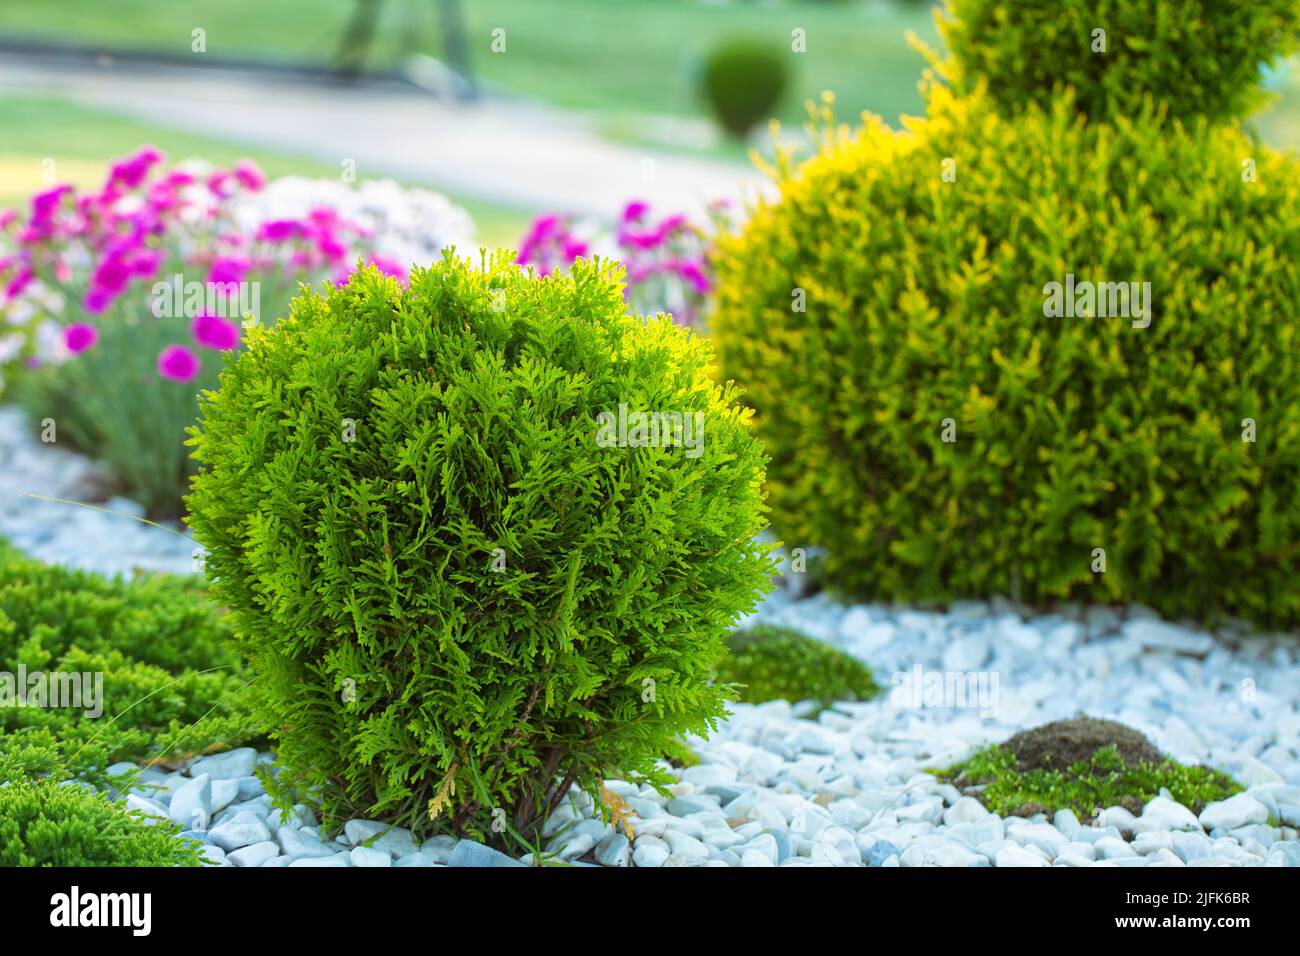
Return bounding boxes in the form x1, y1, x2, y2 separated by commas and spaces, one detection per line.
710, 0, 1300, 626
936, 0, 1300, 122
186, 252, 774, 845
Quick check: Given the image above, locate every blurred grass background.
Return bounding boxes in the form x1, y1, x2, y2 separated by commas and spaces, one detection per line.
1, 0, 1297, 247
0, 0, 942, 126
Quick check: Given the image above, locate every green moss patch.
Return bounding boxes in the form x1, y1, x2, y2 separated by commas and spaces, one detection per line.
937, 717, 1241, 820
717, 624, 880, 711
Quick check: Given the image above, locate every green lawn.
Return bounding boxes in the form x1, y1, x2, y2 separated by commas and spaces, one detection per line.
0, 96, 532, 249
4, 0, 942, 128
9, 1, 1297, 151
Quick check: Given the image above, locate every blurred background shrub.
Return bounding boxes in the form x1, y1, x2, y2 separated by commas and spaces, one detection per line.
701, 38, 790, 139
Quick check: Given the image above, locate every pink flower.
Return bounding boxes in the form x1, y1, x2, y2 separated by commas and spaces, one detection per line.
5, 267, 34, 301
89, 255, 132, 295
104, 146, 165, 195
208, 170, 234, 198
678, 260, 711, 296
157, 344, 201, 382
257, 219, 305, 242
23, 185, 74, 242
31, 184, 73, 222
367, 255, 407, 279
233, 159, 266, 191
84, 286, 111, 313
190, 314, 240, 351
208, 256, 250, 285
621, 201, 649, 222
130, 248, 165, 279
0, 210, 15, 230
316, 231, 348, 261
64, 323, 99, 354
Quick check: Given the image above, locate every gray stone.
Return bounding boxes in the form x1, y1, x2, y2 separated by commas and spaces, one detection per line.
666, 796, 717, 817
1140, 795, 1201, 832
124, 794, 169, 825
594, 833, 631, 867
210, 778, 240, 815
189, 748, 258, 781
276, 827, 337, 859
1124, 619, 1214, 655
288, 855, 349, 867
168, 774, 212, 828
372, 826, 419, 859
1200, 794, 1269, 831
350, 846, 392, 867
209, 814, 272, 852
942, 635, 989, 671
1170, 831, 1213, 863
547, 831, 596, 861
866, 839, 901, 867
632, 843, 668, 867
227, 841, 280, 867
235, 776, 264, 800
1052, 809, 1081, 840
199, 845, 228, 866
996, 844, 1049, 867
446, 839, 527, 868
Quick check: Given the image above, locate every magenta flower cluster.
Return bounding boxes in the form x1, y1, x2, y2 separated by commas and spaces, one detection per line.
514, 200, 723, 326
0, 146, 382, 382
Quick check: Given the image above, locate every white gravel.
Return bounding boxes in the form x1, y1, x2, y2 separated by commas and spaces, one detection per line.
3, 401, 1297, 866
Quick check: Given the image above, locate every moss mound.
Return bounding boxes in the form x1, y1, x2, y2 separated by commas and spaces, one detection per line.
717, 624, 880, 710
939, 717, 1241, 820
1002, 717, 1166, 773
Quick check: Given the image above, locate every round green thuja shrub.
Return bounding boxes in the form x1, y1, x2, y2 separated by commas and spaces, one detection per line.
702, 39, 790, 138
710, 84, 1300, 625
0, 777, 207, 866
934, 0, 1300, 122
186, 251, 775, 845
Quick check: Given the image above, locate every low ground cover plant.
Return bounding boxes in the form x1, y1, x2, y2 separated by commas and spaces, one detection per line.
0, 774, 207, 867
186, 251, 775, 847
0, 536, 262, 787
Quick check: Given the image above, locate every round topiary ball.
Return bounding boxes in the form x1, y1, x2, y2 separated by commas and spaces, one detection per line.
710, 85, 1300, 626
934, 0, 1300, 122
186, 251, 774, 844
702, 38, 790, 138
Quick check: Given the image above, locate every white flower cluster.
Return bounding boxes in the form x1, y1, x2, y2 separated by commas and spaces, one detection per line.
234, 177, 477, 272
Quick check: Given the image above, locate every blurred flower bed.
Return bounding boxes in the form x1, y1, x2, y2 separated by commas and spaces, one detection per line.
515, 199, 729, 328
0, 148, 475, 518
